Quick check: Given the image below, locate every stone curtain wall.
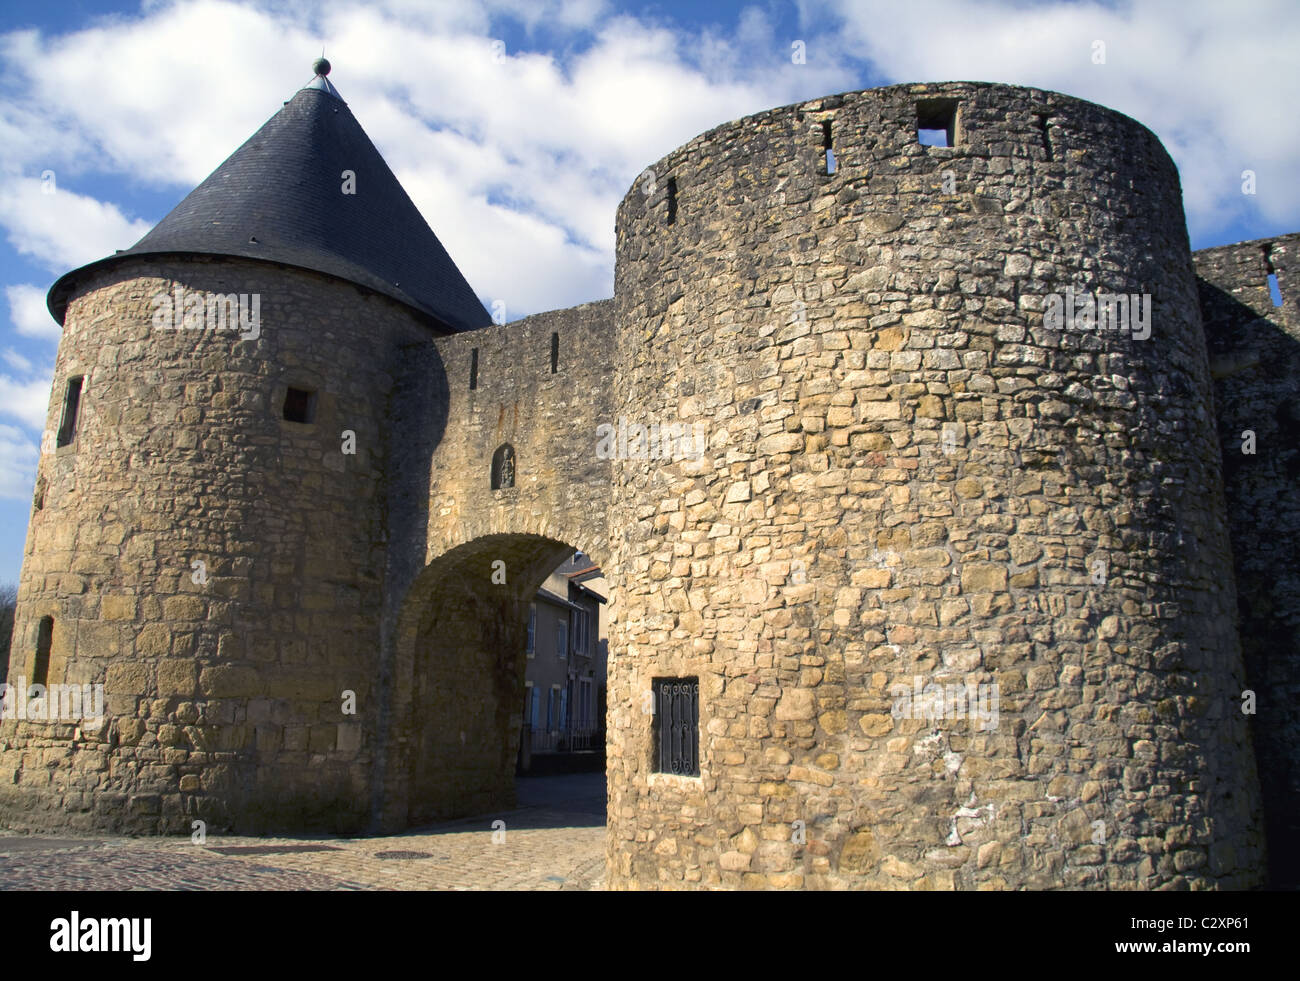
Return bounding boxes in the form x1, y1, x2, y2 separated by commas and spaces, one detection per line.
424, 300, 616, 562
607, 82, 1263, 888
0, 257, 432, 834
1194, 232, 1300, 888
373, 301, 616, 828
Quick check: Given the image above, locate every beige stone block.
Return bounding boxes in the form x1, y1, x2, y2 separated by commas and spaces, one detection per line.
839, 831, 879, 873
961, 564, 1007, 592
774, 688, 814, 721
163, 595, 206, 620
135, 624, 171, 657
198, 665, 262, 698
757, 433, 804, 455
100, 595, 136, 620
873, 326, 906, 351
719, 851, 751, 871
818, 710, 847, 734
858, 713, 894, 736
106, 662, 151, 696
156, 659, 197, 696
860, 401, 901, 421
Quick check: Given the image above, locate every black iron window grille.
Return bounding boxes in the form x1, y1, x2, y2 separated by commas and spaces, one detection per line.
654, 677, 699, 776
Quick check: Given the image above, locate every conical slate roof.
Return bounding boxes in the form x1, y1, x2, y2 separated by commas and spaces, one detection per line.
49, 66, 491, 333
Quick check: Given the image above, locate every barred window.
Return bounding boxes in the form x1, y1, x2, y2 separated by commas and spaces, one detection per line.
653, 677, 699, 776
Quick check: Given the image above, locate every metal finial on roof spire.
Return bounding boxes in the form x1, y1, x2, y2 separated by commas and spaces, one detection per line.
303, 56, 343, 101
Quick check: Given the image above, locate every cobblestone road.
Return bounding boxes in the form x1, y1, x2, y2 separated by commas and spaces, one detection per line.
0, 773, 606, 891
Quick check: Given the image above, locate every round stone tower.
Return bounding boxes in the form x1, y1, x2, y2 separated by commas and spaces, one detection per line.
0, 65, 489, 833
606, 81, 1264, 888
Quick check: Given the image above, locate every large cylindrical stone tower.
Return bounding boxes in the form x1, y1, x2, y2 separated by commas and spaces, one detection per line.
0, 66, 489, 834
606, 81, 1264, 889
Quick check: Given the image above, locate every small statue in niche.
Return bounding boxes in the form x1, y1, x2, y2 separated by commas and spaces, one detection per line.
493, 443, 515, 489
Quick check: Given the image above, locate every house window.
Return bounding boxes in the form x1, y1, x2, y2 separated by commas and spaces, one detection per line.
550, 332, 559, 374
56, 377, 83, 447
653, 677, 699, 776
531, 686, 540, 725
526, 605, 536, 656
470, 348, 479, 390
283, 387, 316, 423
32, 616, 53, 688
556, 620, 568, 659
572, 609, 588, 656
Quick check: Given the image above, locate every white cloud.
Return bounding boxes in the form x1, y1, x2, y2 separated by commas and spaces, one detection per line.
2, 349, 33, 373
0, 0, 1291, 331
6, 283, 59, 340
0, 177, 152, 273
807, 0, 1300, 242
0, 374, 48, 431
0, 423, 38, 500
0, 0, 853, 317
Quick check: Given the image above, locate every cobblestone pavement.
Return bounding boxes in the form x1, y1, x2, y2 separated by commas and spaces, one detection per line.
0, 773, 606, 891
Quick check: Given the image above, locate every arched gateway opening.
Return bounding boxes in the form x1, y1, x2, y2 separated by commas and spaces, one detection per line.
378, 533, 606, 830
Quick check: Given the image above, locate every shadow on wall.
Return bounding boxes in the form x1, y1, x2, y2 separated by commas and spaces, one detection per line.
1199, 279, 1300, 890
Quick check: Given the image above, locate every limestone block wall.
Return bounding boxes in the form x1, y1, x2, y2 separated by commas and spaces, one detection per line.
606, 81, 1263, 889
1194, 232, 1300, 887
0, 257, 432, 834
375, 300, 616, 828
424, 300, 616, 558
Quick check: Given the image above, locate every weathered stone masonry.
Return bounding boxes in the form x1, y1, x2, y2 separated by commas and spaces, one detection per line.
607, 81, 1264, 889
1, 75, 1295, 890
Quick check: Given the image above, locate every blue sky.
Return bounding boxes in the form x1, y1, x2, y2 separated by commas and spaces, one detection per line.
0, 0, 1296, 584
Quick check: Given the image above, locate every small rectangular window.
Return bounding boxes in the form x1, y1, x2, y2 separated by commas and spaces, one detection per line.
666, 177, 677, 225
822, 120, 837, 175
653, 677, 699, 776
283, 387, 316, 423
550, 332, 559, 374
470, 348, 479, 390
917, 98, 958, 147
56, 377, 83, 447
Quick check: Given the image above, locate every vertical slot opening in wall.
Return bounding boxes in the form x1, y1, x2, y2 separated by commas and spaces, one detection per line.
917, 98, 958, 147
1265, 246, 1284, 307
56, 376, 82, 447
469, 348, 479, 390
550, 332, 559, 373
33, 616, 52, 687
822, 120, 837, 175
1037, 113, 1054, 162
666, 177, 677, 225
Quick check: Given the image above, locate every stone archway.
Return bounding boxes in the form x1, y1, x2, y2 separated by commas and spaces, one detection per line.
377, 532, 605, 830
